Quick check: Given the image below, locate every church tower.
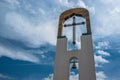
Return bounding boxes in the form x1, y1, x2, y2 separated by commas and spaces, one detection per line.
53, 8, 96, 80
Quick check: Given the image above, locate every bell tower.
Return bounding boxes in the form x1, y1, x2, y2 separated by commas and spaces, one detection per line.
53, 8, 96, 80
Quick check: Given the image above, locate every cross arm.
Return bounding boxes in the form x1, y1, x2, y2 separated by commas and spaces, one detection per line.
64, 22, 85, 27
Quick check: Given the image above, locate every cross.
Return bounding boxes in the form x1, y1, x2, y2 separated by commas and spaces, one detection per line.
64, 16, 85, 45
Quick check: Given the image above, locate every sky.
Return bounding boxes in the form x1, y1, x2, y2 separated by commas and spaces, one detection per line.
0, 0, 120, 80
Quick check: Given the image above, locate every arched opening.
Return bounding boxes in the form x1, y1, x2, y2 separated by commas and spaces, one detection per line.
63, 16, 86, 50
57, 8, 91, 37
69, 57, 79, 80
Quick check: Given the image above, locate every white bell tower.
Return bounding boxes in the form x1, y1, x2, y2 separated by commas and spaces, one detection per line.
53, 8, 96, 80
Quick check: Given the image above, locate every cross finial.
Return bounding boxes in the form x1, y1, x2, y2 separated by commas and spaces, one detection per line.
64, 16, 85, 45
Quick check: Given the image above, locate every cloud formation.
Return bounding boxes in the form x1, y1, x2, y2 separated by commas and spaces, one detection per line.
97, 50, 110, 56
94, 55, 109, 67
95, 41, 110, 49
3, 11, 57, 48
93, 0, 120, 38
43, 74, 53, 80
94, 41, 110, 67
59, 0, 95, 15
59, 0, 86, 8
0, 74, 14, 80
0, 45, 40, 63
96, 71, 107, 80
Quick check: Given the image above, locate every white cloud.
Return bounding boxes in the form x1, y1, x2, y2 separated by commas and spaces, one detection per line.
42, 74, 53, 80
110, 7, 120, 16
4, 0, 20, 9
97, 50, 110, 56
95, 50, 110, 67
59, 0, 87, 8
94, 55, 109, 67
88, 6, 95, 15
59, 0, 95, 15
99, 0, 114, 4
38, 8, 45, 15
93, 0, 120, 38
96, 71, 107, 80
3, 12, 57, 48
95, 41, 110, 67
76, 41, 81, 49
5, 0, 19, 5
59, 0, 72, 8
0, 45, 40, 63
95, 55, 109, 63
95, 41, 110, 49
24, 3, 37, 15
70, 72, 79, 80
0, 74, 14, 80
41, 54, 46, 58
1, 0, 95, 48
77, 0, 86, 8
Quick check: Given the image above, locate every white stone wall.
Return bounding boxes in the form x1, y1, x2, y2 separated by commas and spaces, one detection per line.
53, 34, 96, 80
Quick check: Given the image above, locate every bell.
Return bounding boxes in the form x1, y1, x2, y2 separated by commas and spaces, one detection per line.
72, 62, 77, 69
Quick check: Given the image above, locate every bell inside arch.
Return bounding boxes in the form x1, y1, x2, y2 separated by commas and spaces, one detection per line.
70, 58, 78, 69
72, 62, 77, 69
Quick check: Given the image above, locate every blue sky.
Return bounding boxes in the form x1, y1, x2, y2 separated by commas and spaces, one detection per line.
0, 0, 120, 80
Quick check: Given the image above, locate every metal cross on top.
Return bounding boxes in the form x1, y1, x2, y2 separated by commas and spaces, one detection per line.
64, 16, 85, 45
